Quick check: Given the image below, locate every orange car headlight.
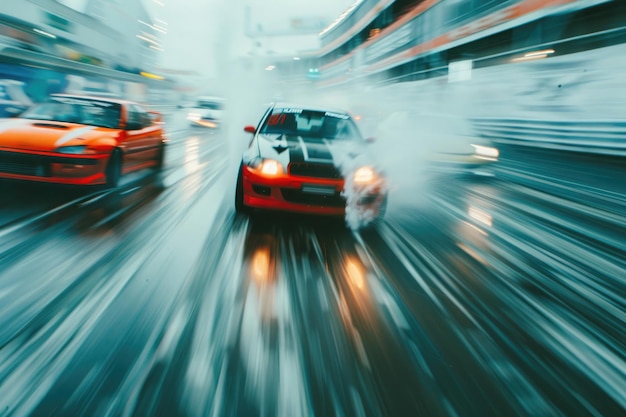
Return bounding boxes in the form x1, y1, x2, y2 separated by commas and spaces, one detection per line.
56, 145, 98, 155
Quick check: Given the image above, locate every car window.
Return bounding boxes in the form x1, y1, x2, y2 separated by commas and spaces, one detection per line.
126, 107, 143, 130
81, 103, 121, 128
131, 104, 153, 128
20, 97, 121, 128
259, 108, 362, 140
197, 100, 222, 110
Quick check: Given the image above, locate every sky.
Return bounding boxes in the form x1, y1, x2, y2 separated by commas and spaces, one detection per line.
143, 0, 355, 75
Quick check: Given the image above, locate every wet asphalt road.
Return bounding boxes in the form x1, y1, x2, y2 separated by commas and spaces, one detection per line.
0, 117, 624, 417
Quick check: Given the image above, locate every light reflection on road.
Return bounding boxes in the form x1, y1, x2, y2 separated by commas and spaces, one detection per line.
0, 120, 623, 416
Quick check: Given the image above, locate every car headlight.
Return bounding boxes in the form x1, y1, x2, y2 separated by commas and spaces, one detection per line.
247, 158, 284, 176
200, 120, 217, 128
187, 112, 201, 121
471, 144, 499, 161
354, 166, 377, 184
56, 145, 87, 154
259, 159, 283, 176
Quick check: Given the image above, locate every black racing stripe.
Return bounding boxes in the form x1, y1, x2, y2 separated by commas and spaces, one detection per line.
286, 135, 304, 163
301, 137, 333, 162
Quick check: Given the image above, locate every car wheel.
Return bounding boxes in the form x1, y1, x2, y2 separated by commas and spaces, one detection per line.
105, 149, 122, 188
235, 165, 247, 213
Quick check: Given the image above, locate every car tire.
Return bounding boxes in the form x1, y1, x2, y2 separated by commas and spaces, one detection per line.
105, 149, 122, 188
235, 165, 248, 213
155, 142, 165, 170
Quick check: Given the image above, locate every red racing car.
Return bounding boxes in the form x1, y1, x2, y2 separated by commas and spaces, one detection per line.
235, 103, 387, 227
0, 94, 166, 187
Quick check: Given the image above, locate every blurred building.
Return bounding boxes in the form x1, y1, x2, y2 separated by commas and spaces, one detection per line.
0, 0, 160, 73
0, 0, 175, 103
308, 0, 623, 88
242, 6, 332, 87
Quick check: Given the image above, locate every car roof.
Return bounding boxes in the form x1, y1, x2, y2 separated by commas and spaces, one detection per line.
271, 102, 351, 116
50, 93, 133, 106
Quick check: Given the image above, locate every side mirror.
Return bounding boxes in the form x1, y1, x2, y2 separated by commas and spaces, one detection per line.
148, 110, 163, 124
244, 125, 256, 134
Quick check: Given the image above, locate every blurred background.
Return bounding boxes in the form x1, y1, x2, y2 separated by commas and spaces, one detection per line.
0, 1, 624, 416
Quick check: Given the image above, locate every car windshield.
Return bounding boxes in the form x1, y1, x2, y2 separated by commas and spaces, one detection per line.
259, 108, 362, 140
20, 97, 122, 128
197, 99, 222, 110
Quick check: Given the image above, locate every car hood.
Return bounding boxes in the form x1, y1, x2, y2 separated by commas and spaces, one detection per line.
0, 118, 115, 152
256, 133, 369, 174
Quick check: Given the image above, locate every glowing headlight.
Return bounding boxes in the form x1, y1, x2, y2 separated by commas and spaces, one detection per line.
199, 120, 217, 128
56, 145, 87, 154
259, 159, 283, 176
187, 112, 201, 121
354, 166, 376, 184
471, 144, 499, 160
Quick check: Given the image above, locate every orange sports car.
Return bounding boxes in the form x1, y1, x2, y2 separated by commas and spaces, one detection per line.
0, 94, 166, 187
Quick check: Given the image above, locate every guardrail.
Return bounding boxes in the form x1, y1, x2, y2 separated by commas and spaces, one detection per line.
472, 118, 626, 157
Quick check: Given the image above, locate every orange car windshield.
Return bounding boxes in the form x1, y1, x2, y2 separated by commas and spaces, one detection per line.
21, 98, 122, 129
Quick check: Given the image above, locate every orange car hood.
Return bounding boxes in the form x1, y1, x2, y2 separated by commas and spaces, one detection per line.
0, 118, 116, 152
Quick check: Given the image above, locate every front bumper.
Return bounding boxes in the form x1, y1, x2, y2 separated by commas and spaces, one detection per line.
241, 165, 385, 216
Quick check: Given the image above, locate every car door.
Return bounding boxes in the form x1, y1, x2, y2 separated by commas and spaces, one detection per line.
123, 104, 160, 169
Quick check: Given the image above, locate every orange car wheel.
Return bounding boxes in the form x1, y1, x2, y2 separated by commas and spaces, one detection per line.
105, 149, 122, 188
155, 142, 165, 170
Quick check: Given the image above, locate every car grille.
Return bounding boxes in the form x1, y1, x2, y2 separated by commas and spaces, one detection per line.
281, 189, 346, 207
289, 162, 342, 179
0, 151, 98, 177
0, 152, 50, 177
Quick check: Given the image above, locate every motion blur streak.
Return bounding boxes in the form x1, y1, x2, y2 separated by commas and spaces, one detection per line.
0, 0, 624, 414
0, 102, 623, 416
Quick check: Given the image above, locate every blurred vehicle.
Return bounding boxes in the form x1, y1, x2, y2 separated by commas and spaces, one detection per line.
377, 111, 499, 176
72, 87, 121, 99
0, 94, 166, 187
349, 103, 387, 138
235, 103, 387, 224
0, 79, 33, 118
186, 96, 224, 128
